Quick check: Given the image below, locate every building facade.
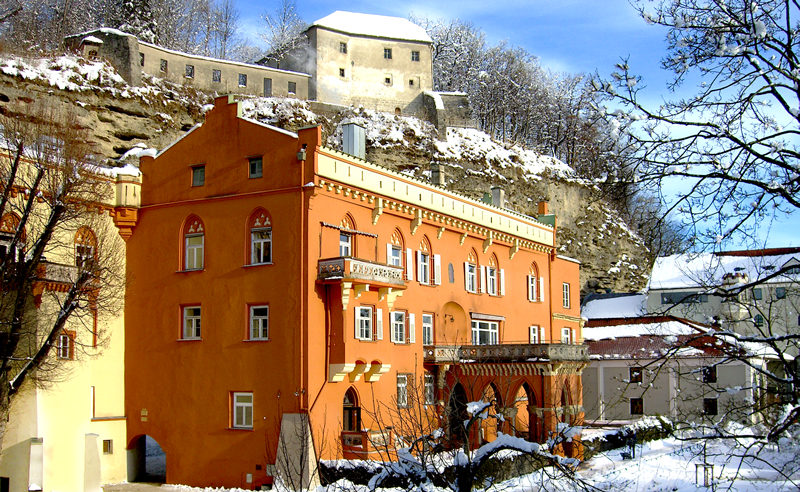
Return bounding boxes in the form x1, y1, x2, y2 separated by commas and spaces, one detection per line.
122, 95, 586, 489
0, 153, 139, 492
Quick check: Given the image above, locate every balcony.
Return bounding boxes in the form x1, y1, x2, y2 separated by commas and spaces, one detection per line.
341, 429, 394, 459
318, 257, 405, 287
38, 261, 79, 284
423, 342, 589, 363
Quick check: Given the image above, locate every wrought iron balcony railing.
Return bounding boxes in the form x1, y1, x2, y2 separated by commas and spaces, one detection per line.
423, 342, 588, 363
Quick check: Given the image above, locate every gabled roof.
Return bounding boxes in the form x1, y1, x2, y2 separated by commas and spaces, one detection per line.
311, 11, 433, 43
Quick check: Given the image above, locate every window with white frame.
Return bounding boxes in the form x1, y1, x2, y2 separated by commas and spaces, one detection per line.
487, 267, 498, 295
418, 252, 430, 284
192, 165, 205, 187
388, 244, 402, 267
57, 331, 74, 359
424, 374, 435, 404
391, 311, 406, 343
251, 228, 272, 264
356, 306, 373, 340
529, 325, 538, 344
527, 275, 537, 301
250, 306, 269, 340
183, 306, 201, 339
185, 234, 204, 270
340, 232, 352, 257
249, 157, 263, 178
422, 313, 433, 345
561, 327, 571, 344
465, 263, 477, 293
232, 392, 253, 428
396, 374, 408, 408
562, 282, 571, 308
471, 320, 498, 345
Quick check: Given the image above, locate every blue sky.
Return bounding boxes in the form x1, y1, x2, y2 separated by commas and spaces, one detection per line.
236, 0, 798, 249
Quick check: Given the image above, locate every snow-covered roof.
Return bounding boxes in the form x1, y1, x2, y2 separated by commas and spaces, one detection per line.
582, 293, 647, 320
81, 36, 103, 44
583, 318, 703, 341
311, 11, 433, 43
648, 248, 800, 290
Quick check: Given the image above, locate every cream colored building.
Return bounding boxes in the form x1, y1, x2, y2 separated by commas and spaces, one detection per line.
276, 11, 433, 114
0, 157, 139, 492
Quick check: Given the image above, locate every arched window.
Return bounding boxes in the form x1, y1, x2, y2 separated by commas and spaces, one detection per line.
415, 235, 440, 286
183, 215, 205, 271
74, 226, 97, 271
248, 208, 272, 265
464, 249, 479, 293
339, 214, 356, 257
343, 387, 361, 432
0, 212, 23, 262
485, 254, 504, 296
387, 228, 404, 268
528, 263, 542, 302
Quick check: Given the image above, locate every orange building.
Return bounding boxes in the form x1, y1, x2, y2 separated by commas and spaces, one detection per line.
123, 95, 587, 489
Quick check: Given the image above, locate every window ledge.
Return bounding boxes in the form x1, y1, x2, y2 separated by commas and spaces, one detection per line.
177, 338, 202, 342
228, 427, 254, 431
177, 268, 204, 273
244, 339, 270, 342
91, 416, 127, 422
243, 262, 273, 268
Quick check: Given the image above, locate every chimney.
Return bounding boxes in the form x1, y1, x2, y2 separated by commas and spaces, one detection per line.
342, 123, 366, 159
491, 186, 505, 209
538, 201, 549, 215
430, 163, 446, 186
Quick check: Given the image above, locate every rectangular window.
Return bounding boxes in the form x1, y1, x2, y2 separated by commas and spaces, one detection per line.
465, 263, 477, 293
238, 73, 247, 87
391, 311, 406, 343
529, 325, 538, 344
527, 275, 537, 301
57, 332, 74, 359
185, 64, 194, 78
703, 398, 718, 416
192, 165, 205, 187
418, 252, 430, 284
102, 439, 113, 454
562, 283, 571, 308
753, 288, 762, 300
630, 368, 643, 384
183, 306, 201, 339
561, 327, 571, 344
630, 398, 643, 415
384, 48, 392, 59
212, 69, 221, 83
776, 286, 787, 299
411, 51, 420, 61
250, 305, 269, 340
339, 68, 345, 77
251, 228, 271, 264
397, 374, 408, 408
409, 79, 414, 87
422, 313, 433, 345
140, 53, 145, 66
233, 392, 253, 428
288, 81, 296, 94
471, 320, 498, 345
160, 59, 167, 72
340, 42, 347, 54
185, 234, 204, 270
703, 366, 717, 384
487, 267, 498, 295
249, 157, 263, 178
339, 233, 351, 257
356, 306, 373, 340
76, 244, 94, 271
263, 78, 272, 96
424, 374, 435, 405
384, 76, 392, 85
661, 291, 709, 304
388, 245, 402, 267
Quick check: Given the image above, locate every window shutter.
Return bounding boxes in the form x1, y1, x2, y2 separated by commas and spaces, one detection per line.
386, 243, 393, 264
389, 312, 396, 342
409, 313, 416, 343
499, 269, 505, 295
464, 262, 470, 291
479, 266, 486, 293
405, 248, 414, 281
354, 306, 359, 340
417, 250, 424, 284
377, 308, 383, 340
530, 325, 538, 344
540, 326, 546, 342
433, 254, 442, 285
538, 277, 545, 302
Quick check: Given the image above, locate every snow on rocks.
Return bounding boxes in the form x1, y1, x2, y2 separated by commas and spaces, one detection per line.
241, 97, 318, 128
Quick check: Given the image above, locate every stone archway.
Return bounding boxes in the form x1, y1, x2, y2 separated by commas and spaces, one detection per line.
127, 435, 166, 483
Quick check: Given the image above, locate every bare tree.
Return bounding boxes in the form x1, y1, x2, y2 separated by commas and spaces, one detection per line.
260, 0, 306, 65
0, 102, 124, 447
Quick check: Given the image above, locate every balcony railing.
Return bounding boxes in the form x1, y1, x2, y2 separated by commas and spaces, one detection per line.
318, 257, 405, 287
40, 262, 79, 284
423, 342, 589, 363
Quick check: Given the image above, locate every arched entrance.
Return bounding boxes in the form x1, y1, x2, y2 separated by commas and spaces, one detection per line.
128, 435, 166, 483
480, 383, 503, 443
514, 382, 540, 442
446, 383, 468, 448
343, 387, 361, 431
559, 385, 574, 457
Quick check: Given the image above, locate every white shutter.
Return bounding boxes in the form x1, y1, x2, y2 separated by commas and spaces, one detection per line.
354, 306, 359, 339
479, 266, 486, 293
572, 328, 576, 345
409, 313, 416, 343
417, 251, 424, 284
529, 325, 538, 344
464, 262, 470, 291
562, 328, 570, 344
377, 308, 383, 340
406, 248, 414, 281
540, 326, 546, 342
433, 254, 442, 285
389, 312, 396, 342
499, 269, 505, 295
386, 243, 393, 264
538, 277, 545, 302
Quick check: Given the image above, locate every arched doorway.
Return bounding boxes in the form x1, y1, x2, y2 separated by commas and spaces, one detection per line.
480, 383, 503, 443
128, 435, 166, 483
343, 387, 361, 431
446, 383, 468, 448
559, 385, 574, 457
514, 383, 540, 442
